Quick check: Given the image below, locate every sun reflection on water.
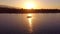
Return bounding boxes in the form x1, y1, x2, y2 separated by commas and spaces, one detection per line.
27, 14, 33, 33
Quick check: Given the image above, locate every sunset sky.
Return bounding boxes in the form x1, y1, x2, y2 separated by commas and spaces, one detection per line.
0, 0, 60, 9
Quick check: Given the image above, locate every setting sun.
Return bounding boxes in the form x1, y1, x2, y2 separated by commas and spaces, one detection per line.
26, 3, 34, 9
24, 2, 36, 9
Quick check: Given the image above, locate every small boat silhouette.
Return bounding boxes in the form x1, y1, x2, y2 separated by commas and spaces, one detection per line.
27, 16, 32, 18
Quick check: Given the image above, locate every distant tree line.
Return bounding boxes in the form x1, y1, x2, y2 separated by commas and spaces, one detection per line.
0, 7, 60, 13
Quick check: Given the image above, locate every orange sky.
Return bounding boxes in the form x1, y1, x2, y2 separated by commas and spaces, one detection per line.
0, 0, 60, 9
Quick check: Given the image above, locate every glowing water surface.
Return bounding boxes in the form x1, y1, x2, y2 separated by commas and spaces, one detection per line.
0, 13, 60, 34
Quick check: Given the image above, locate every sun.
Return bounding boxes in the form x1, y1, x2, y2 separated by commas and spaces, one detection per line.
26, 3, 34, 9
24, 2, 35, 9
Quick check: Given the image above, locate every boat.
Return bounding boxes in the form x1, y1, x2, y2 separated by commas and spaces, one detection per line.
27, 16, 32, 18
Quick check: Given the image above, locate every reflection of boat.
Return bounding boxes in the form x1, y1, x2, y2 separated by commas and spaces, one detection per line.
27, 16, 32, 18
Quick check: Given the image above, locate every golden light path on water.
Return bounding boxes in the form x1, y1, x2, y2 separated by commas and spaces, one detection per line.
27, 14, 33, 33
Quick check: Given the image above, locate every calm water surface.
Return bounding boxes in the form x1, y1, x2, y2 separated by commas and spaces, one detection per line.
0, 13, 60, 34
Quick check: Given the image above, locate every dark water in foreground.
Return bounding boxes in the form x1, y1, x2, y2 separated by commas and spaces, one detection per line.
0, 13, 60, 34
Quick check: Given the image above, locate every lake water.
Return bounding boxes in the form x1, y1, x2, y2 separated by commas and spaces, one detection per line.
0, 13, 60, 34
